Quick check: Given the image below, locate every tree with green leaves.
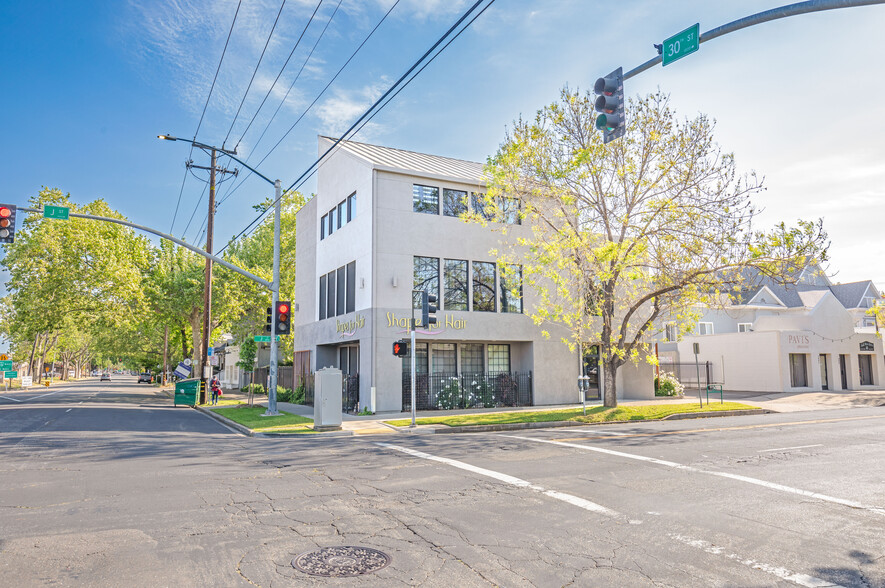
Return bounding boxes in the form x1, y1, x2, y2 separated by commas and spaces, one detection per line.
476, 89, 828, 407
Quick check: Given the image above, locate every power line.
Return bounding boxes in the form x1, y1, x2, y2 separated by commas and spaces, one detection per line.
222, 0, 287, 150
231, 0, 324, 153
216, 0, 398, 209
170, 0, 242, 235
217, 0, 493, 253
217, 0, 346, 208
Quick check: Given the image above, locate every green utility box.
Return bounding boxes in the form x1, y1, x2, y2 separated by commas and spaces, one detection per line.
174, 378, 201, 407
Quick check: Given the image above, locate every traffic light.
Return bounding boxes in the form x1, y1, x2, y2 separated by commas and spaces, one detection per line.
274, 300, 291, 334
421, 291, 438, 327
392, 339, 409, 357
0, 204, 16, 243
265, 306, 273, 332
594, 66, 625, 144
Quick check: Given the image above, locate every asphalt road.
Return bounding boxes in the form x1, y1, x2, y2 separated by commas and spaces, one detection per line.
1, 377, 883, 587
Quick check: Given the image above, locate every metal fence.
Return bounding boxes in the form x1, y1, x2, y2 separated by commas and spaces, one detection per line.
658, 362, 714, 389
342, 374, 360, 414
402, 371, 533, 411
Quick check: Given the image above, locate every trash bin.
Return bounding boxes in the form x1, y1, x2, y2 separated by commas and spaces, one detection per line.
174, 378, 200, 407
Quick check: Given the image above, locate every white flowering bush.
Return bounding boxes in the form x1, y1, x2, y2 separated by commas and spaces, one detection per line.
656, 372, 685, 397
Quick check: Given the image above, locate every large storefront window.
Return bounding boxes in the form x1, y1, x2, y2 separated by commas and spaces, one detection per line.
460, 344, 484, 374
413, 256, 439, 309
500, 264, 523, 314
444, 259, 468, 311
413, 185, 439, 215
789, 353, 808, 387
488, 344, 511, 374
472, 261, 496, 312
443, 189, 467, 217
431, 343, 456, 374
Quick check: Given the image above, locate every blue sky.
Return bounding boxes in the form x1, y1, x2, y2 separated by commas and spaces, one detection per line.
2, 0, 885, 294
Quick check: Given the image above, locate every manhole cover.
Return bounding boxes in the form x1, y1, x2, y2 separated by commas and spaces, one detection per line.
292, 546, 391, 577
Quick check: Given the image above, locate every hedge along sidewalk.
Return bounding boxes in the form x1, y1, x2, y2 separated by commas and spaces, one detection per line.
385, 402, 764, 432
207, 404, 317, 435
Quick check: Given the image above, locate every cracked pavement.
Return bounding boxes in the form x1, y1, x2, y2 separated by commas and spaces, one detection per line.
1, 379, 884, 586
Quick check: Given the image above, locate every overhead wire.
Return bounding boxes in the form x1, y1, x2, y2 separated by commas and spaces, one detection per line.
222, 0, 287, 151
216, 0, 349, 208
231, 0, 325, 153
170, 0, 242, 235
217, 0, 494, 254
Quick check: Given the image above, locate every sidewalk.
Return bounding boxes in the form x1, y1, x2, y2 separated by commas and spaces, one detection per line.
192, 387, 885, 437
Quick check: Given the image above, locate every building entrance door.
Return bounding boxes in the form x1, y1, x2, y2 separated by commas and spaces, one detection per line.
582, 345, 600, 400
839, 355, 848, 389
818, 355, 829, 390
859, 354, 873, 386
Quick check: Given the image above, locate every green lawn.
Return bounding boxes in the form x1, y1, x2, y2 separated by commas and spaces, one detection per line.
385, 402, 759, 427
211, 405, 315, 433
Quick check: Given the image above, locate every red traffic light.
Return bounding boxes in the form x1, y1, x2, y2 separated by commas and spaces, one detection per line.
0, 207, 10, 218
278, 303, 289, 314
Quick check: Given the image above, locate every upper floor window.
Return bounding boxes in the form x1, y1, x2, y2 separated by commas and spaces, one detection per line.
320, 214, 327, 240
413, 185, 439, 215
697, 322, 714, 336
443, 189, 468, 217
347, 192, 356, 222
665, 324, 679, 342
501, 197, 521, 225
318, 261, 357, 319
443, 259, 469, 311
320, 193, 357, 241
471, 192, 493, 222
738, 323, 753, 333
499, 264, 523, 313
336, 201, 345, 229
413, 256, 440, 309
473, 261, 496, 312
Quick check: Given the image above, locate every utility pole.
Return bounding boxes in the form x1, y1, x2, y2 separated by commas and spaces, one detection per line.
162, 325, 169, 386
187, 148, 237, 403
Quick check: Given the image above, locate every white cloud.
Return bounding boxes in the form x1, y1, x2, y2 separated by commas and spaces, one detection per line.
314, 81, 389, 137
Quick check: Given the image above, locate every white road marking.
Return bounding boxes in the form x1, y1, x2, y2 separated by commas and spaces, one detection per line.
669, 534, 844, 587
587, 430, 629, 435
0, 396, 22, 402
20, 390, 65, 402
377, 442, 621, 519
758, 444, 822, 453
504, 435, 885, 517
65, 408, 72, 413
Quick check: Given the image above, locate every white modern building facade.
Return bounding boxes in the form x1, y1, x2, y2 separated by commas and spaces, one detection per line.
658, 267, 884, 393
292, 137, 653, 412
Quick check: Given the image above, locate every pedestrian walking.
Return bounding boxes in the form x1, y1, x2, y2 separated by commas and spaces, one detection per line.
210, 376, 222, 405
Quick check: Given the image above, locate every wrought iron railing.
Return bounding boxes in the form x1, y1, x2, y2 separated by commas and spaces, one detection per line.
402, 371, 533, 411
343, 374, 360, 414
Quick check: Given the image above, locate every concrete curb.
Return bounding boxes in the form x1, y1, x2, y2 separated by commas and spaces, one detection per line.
194, 404, 357, 438
404, 408, 775, 434
194, 405, 257, 437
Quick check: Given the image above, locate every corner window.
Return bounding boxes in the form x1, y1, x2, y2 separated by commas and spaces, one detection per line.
413, 185, 439, 215
444, 259, 468, 311
443, 189, 468, 217
499, 264, 523, 313
472, 261, 496, 312
413, 256, 440, 309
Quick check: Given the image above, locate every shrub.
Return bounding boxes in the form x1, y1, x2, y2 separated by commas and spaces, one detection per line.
292, 385, 305, 405
656, 372, 684, 397
242, 383, 266, 396
277, 387, 293, 403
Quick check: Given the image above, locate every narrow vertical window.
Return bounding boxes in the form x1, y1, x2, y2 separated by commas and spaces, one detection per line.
500, 264, 523, 313
337, 201, 345, 229
444, 259, 468, 311
413, 256, 440, 309
413, 185, 439, 215
346, 261, 356, 313
326, 270, 336, 318
319, 275, 327, 320
336, 266, 346, 316
472, 261, 496, 312
320, 214, 327, 240
443, 189, 468, 217
328, 209, 336, 235
347, 192, 356, 222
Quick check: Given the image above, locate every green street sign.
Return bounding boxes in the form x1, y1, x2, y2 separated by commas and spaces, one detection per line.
44, 205, 70, 220
0, 360, 11, 371
253, 335, 280, 343
4, 371, 18, 379
662, 23, 700, 66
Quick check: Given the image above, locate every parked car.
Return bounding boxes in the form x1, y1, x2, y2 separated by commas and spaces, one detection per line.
100, 373, 111, 381
137, 373, 153, 384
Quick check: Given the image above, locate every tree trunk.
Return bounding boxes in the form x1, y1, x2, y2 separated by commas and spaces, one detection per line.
180, 329, 189, 362
28, 335, 40, 379
603, 356, 619, 408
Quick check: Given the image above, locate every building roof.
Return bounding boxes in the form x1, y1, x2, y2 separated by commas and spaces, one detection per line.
320, 136, 485, 184
739, 276, 877, 310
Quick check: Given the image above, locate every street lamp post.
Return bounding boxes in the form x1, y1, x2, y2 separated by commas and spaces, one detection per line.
159, 134, 282, 414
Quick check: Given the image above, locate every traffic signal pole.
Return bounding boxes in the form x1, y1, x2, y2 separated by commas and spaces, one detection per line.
265, 179, 282, 416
